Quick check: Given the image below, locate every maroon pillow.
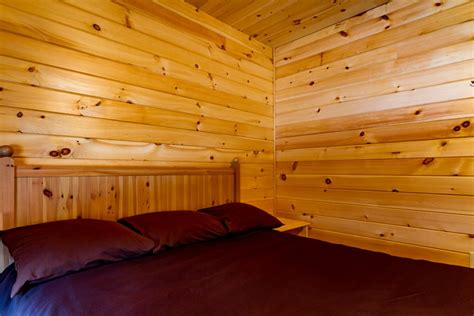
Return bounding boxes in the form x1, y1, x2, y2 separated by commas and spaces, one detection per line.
198, 203, 283, 234
2, 219, 154, 297
118, 211, 227, 252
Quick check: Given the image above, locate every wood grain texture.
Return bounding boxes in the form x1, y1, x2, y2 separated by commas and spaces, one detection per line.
0, 0, 274, 210
0, 158, 15, 230
12, 172, 235, 230
307, 227, 470, 267
275, 0, 474, 267
184, 0, 390, 47
1, 150, 240, 230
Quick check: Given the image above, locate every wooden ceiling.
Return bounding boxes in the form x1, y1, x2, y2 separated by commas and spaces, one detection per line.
184, 0, 390, 47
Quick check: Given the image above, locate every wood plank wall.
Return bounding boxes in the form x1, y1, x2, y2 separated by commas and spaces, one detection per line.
274, 0, 474, 267
0, 0, 274, 212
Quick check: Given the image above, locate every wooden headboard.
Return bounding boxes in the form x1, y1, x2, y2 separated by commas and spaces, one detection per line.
0, 145, 240, 231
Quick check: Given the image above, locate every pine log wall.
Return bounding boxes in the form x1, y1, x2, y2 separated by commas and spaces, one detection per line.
0, 0, 274, 212
274, 0, 474, 267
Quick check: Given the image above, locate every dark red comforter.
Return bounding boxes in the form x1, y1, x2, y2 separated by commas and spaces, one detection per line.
2, 230, 473, 315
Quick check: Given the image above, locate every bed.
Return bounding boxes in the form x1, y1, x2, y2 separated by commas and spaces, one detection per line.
1, 229, 473, 315
0, 146, 473, 315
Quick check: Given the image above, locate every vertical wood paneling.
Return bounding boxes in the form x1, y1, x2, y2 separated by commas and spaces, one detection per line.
275, 0, 474, 267
11, 172, 235, 229
0, 0, 274, 212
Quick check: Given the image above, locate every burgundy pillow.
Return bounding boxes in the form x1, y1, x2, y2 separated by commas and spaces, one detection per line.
118, 211, 227, 252
198, 203, 283, 234
2, 219, 154, 297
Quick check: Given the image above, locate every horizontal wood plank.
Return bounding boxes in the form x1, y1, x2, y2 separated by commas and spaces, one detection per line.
305, 227, 470, 267
277, 199, 474, 234
277, 211, 474, 253
276, 80, 472, 126
277, 117, 473, 149
276, 98, 474, 138
277, 174, 474, 195
277, 187, 474, 215
0, 31, 272, 115
0, 57, 273, 126
0, 132, 273, 164
277, 138, 474, 161
276, 158, 474, 176
0, 106, 272, 151
0, 81, 272, 140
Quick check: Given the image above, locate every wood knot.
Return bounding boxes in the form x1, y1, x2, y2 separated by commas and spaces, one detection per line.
339, 31, 348, 37
461, 120, 470, 128
434, 2, 441, 6
60, 148, 71, 156
325, 178, 332, 184
49, 150, 60, 157
392, 189, 399, 192
209, 156, 214, 160
27, 67, 35, 72
293, 19, 301, 25
422, 157, 434, 165
43, 189, 53, 198
453, 125, 461, 132
441, 141, 447, 147
291, 161, 298, 171
381, 14, 389, 20
280, 174, 287, 181
0, 87, 3, 91
309, 81, 315, 86
146, 182, 150, 187
92, 23, 101, 31
414, 110, 421, 115
359, 131, 365, 137
16, 112, 23, 118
